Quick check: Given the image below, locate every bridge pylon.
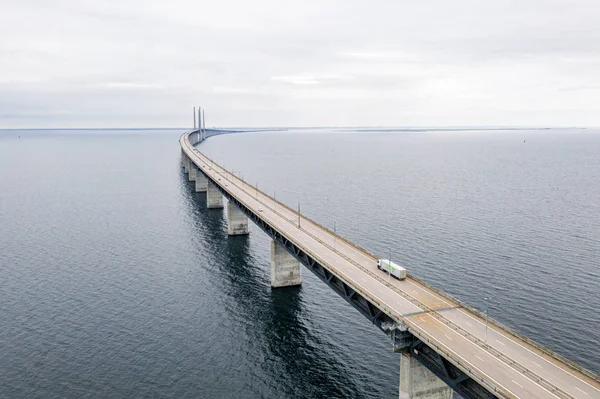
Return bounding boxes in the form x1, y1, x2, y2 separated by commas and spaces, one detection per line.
207, 181, 224, 209
188, 162, 197, 182
270, 240, 302, 288
399, 351, 453, 399
227, 201, 249, 235
195, 166, 207, 192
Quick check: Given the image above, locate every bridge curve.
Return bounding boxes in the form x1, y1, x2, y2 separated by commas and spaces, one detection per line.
180, 129, 600, 399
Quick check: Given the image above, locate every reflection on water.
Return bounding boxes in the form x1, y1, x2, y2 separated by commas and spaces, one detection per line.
181, 166, 369, 398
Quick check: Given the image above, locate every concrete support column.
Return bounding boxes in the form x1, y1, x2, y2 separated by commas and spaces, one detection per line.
206, 181, 223, 209
195, 169, 207, 192
270, 241, 302, 288
189, 162, 197, 181
227, 201, 249, 235
399, 352, 452, 399
183, 155, 190, 174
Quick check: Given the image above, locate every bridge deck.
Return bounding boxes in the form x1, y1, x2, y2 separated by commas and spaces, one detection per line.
181, 133, 600, 399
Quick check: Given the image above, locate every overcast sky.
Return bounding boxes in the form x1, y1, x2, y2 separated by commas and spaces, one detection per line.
2, 0, 600, 128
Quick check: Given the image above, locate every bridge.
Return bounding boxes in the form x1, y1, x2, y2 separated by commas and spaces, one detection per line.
180, 125, 600, 399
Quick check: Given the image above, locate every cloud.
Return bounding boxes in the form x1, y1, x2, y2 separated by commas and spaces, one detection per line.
271, 74, 353, 86
1, 0, 600, 127
272, 75, 320, 85
100, 82, 164, 89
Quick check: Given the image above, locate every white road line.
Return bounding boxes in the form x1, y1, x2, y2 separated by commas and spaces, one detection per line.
532, 361, 543, 368
453, 308, 599, 392
496, 339, 506, 346
404, 276, 599, 392
205, 161, 511, 395
465, 321, 473, 327
186, 140, 597, 397
444, 334, 453, 341
410, 324, 521, 399
512, 380, 524, 389
475, 355, 485, 362
576, 387, 589, 395
424, 314, 562, 399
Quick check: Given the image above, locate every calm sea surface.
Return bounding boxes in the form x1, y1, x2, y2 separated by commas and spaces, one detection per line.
1, 128, 599, 398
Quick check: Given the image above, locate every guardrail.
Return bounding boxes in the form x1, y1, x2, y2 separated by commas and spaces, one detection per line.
182, 129, 599, 397
408, 273, 600, 385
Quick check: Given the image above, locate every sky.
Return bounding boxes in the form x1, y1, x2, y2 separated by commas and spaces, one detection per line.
1, 0, 600, 128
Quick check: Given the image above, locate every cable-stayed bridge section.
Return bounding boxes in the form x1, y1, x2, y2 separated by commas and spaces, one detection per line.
180, 128, 600, 399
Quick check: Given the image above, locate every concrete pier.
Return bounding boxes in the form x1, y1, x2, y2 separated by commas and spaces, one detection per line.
399, 352, 452, 399
207, 181, 223, 209
227, 201, 249, 235
178, 129, 600, 399
195, 169, 207, 192
189, 162, 197, 181
183, 156, 190, 174
270, 241, 302, 288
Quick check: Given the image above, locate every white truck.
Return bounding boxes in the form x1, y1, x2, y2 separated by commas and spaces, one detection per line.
377, 259, 407, 280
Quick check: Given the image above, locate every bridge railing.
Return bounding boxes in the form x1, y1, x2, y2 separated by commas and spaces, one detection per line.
190, 130, 599, 386
182, 132, 519, 396
408, 270, 600, 384
182, 129, 600, 394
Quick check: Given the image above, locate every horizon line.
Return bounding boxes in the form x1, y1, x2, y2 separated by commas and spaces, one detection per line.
0, 126, 591, 131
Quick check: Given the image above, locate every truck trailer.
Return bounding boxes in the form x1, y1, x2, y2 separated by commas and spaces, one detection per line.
377, 259, 407, 280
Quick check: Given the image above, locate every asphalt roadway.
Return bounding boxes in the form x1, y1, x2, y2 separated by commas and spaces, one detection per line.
182, 134, 600, 399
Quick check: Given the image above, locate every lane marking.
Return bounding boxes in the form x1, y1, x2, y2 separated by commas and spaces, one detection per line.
512, 380, 524, 389
194, 154, 545, 397
444, 334, 453, 341
409, 324, 521, 399
475, 355, 485, 362
184, 142, 588, 398
465, 321, 473, 327
188, 141, 567, 399
402, 278, 599, 392
576, 387, 589, 396
423, 315, 562, 399
496, 339, 506, 346
532, 361, 543, 368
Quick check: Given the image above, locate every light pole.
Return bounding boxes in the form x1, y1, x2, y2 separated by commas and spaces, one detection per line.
333, 222, 336, 249
388, 249, 392, 282
484, 297, 489, 343
202, 108, 205, 140
297, 203, 301, 228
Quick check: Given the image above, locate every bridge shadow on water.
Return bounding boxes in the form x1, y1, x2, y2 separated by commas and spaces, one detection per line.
178, 167, 369, 398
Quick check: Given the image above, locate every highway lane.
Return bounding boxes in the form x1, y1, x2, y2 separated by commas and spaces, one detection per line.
182, 135, 600, 399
